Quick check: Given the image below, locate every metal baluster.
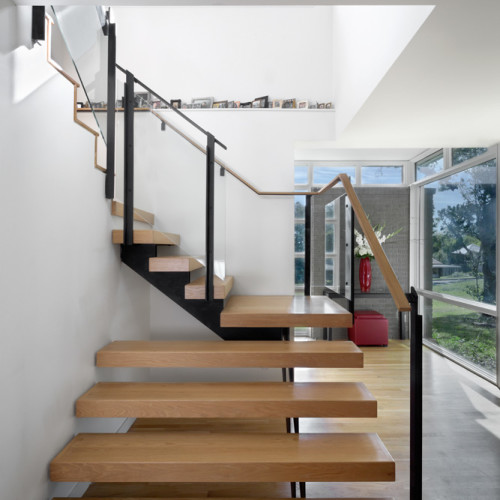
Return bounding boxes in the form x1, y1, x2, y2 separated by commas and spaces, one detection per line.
205, 133, 215, 301
105, 23, 116, 199
123, 71, 134, 246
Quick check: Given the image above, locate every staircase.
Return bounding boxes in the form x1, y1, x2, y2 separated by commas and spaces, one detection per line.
45, 11, 415, 497
46, 179, 400, 499
47, 199, 401, 498
110, 221, 351, 341
51, 339, 395, 498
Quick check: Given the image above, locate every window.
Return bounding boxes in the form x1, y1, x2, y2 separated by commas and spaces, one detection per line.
313, 166, 355, 186
424, 160, 496, 305
361, 165, 403, 185
416, 151, 444, 181
414, 149, 498, 383
423, 298, 496, 376
294, 195, 306, 289
325, 200, 336, 287
452, 148, 488, 166
294, 165, 309, 186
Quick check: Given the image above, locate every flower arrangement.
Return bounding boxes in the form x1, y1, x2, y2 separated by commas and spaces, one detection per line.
355, 224, 402, 260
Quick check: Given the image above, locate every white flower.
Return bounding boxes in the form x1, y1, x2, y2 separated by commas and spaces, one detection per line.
354, 223, 402, 260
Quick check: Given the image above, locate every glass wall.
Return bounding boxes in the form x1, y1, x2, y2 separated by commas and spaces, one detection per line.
422, 298, 496, 375
415, 148, 498, 382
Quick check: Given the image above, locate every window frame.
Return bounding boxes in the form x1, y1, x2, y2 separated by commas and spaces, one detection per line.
410, 146, 499, 386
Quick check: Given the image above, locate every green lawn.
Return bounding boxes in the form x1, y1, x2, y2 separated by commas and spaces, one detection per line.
433, 277, 484, 302
427, 279, 496, 373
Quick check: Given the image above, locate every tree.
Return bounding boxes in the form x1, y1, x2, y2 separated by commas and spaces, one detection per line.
436, 161, 496, 303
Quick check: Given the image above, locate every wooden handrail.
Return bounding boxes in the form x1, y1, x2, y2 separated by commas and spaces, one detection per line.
150, 113, 410, 312
338, 174, 411, 312
152, 111, 342, 196
150, 114, 360, 197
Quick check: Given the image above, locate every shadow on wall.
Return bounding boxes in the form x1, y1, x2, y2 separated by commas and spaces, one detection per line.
0, 4, 55, 104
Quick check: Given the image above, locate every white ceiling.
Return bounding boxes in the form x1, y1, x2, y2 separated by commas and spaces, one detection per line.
332, 0, 500, 148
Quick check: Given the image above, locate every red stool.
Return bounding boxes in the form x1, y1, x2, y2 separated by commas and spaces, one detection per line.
348, 310, 388, 346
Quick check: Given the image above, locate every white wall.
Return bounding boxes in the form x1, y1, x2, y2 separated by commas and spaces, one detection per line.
109, 5, 336, 340
111, 107, 334, 347
0, 3, 151, 498
112, 6, 334, 106
115, 108, 335, 296
332, 5, 433, 137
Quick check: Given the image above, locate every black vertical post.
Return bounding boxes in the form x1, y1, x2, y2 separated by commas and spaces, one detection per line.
123, 71, 134, 246
408, 287, 423, 500
304, 195, 312, 296
206, 133, 215, 302
348, 203, 355, 313
105, 23, 116, 199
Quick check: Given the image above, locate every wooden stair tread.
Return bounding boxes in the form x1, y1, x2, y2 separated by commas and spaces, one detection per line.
56, 498, 393, 500
112, 230, 180, 246
96, 340, 363, 368
56, 497, 393, 500
221, 295, 353, 328
50, 432, 395, 483
76, 381, 376, 418
185, 275, 234, 300
149, 256, 204, 272
111, 201, 155, 225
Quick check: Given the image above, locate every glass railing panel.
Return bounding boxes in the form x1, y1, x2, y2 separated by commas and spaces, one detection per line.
136, 108, 206, 264
51, 5, 108, 142
113, 71, 126, 212
113, 70, 227, 294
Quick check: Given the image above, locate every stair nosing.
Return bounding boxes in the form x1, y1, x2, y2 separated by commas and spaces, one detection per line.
50, 431, 395, 483
96, 340, 364, 368
76, 381, 377, 418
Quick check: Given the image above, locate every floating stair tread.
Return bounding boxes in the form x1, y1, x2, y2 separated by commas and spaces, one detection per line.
185, 275, 234, 300
221, 295, 353, 328
112, 230, 180, 246
55, 498, 393, 500
50, 432, 395, 483
96, 340, 363, 368
149, 256, 204, 272
111, 201, 155, 225
76, 381, 376, 418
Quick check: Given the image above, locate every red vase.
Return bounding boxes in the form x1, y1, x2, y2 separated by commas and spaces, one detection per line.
359, 257, 372, 292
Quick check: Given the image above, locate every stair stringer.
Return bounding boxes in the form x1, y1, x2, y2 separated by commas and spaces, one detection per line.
121, 244, 282, 341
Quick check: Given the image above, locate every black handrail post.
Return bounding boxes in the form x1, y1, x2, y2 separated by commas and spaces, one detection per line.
105, 22, 116, 199
205, 133, 215, 302
346, 199, 355, 314
304, 195, 312, 296
408, 286, 423, 500
123, 70, 134, 246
